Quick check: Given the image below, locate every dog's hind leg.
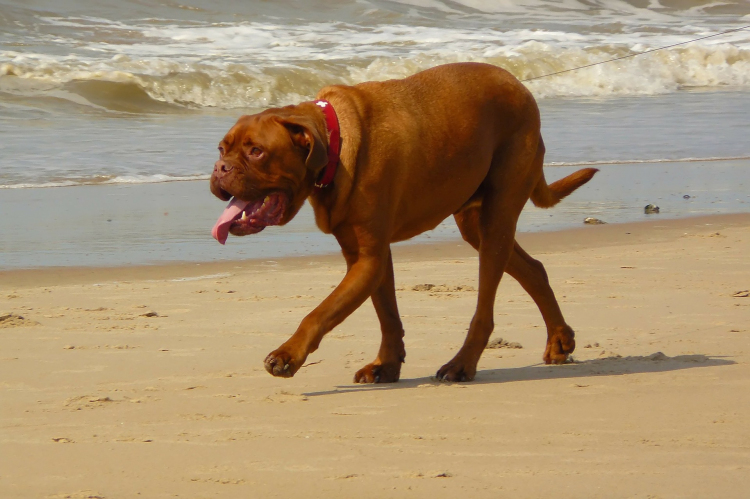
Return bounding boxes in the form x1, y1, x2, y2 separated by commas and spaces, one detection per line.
506, 243, 575, 364
354, 248, 406, 383
455, 209, 575, 364
454, 178, 576, 366
437, 133, 539, 381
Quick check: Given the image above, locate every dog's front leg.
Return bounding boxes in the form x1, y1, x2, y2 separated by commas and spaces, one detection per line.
264, 246, 387, 378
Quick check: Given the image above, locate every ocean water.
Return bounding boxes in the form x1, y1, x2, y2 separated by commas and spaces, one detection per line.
0, 0, 749, 268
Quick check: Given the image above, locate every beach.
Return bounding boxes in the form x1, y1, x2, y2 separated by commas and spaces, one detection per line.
2, 0, 750, 496
2, 213, 749, 498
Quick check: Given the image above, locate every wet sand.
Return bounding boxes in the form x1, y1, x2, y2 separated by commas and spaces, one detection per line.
1, 213, 749, 498
1, 157, 748, 270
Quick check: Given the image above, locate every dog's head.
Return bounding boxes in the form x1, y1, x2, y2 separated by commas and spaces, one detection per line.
210, 105, 328, 244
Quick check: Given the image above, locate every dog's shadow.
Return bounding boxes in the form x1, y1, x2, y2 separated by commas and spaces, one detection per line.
302, 353, 735, 397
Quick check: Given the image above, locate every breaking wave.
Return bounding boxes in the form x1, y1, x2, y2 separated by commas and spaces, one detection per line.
2, 15, 749, 112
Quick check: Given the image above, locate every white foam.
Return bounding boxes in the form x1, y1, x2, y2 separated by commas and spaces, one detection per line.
169, 273, 232, 282
106, 174, 210, 185
3, 35, 749, 109
0, 174, 210, 190
545, 156, 750, 167
2, 156, 745, 190
2, 10, 749, 109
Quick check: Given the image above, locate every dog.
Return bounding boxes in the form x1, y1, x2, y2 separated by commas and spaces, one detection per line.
210, 62, 597, 382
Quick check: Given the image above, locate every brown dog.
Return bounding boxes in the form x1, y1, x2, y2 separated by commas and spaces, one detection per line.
210, 62, 597, 382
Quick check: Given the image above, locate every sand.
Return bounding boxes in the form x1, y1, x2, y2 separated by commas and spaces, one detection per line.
1, 214, 749, 498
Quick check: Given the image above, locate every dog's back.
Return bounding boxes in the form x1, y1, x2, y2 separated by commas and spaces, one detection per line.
317, 62, 544, 242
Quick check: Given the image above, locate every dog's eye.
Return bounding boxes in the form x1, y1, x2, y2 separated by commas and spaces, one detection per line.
249, 147, 264, 158
218, 146, 225, 157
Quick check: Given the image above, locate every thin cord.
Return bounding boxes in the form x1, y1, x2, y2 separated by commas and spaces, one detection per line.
521, 25, 750, 82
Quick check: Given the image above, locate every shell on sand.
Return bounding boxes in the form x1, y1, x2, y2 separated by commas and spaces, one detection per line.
584, 217, 607, 225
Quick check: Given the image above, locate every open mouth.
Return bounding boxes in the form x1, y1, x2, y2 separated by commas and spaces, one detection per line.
211, 192, 287, 245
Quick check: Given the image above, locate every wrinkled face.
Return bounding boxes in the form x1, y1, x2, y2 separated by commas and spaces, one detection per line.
210, 112, 316, 244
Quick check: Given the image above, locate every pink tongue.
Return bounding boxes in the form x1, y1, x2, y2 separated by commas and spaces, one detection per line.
212, 198, 252, 245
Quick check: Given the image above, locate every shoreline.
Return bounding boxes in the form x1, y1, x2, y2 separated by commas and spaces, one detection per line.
2, 154, 748, 191
2, 212, 748, 289
2, 91, 749, 270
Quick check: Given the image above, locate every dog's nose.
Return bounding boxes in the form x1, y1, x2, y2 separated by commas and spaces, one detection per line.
214, 160, 234, 176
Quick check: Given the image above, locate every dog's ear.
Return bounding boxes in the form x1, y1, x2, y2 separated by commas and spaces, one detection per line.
276, 116, 328, 172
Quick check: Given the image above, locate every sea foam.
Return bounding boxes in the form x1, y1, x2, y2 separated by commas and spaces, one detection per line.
2, 8, 749, 111
2, 37, 749, 110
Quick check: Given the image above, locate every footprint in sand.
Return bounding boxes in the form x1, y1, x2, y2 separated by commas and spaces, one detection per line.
486, 337, 523, 349
64, 395, 119, 411
49, 491, 105, 499
262, 389, 309, 403
411, 284, 476, 292
0, 313, 40, 328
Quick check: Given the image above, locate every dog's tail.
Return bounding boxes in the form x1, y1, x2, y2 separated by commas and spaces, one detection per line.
530, 167, 599, 208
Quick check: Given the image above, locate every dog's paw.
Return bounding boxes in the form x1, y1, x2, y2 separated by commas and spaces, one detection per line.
264, 349, 302, 378
436, 357, 477, 382
544, 325, 575, 364
353, 362, 401, 384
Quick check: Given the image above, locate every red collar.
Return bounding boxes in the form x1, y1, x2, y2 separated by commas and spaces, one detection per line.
313, 100, 340, 190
